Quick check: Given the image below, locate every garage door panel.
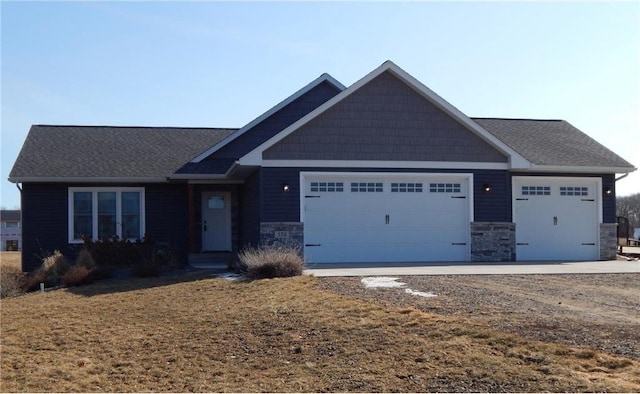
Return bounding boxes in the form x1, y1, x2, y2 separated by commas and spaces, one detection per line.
513, 178, 599, 261
303, 174, 470, 263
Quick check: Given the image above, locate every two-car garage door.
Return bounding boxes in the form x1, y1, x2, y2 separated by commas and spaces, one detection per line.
302, 173, 471, 264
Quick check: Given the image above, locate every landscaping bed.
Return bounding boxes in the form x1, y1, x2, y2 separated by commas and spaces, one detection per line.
319, 273, 640, 360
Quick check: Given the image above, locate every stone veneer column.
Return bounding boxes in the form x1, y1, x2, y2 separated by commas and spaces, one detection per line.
599, 223, 618, 260
260, 222, 304, 249
470, 222, 516, 262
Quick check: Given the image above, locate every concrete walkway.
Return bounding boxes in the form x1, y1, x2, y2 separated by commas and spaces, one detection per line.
304, 259, 640, 277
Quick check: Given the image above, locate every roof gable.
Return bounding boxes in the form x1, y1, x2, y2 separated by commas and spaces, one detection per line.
264, 70, 508, 163
9, 126, 235, 182
240, 61, 531, 169
190, 73, 345, 163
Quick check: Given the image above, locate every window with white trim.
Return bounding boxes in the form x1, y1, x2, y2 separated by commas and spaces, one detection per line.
560, 186, 588, 196
351, 182, 383, 192
68, 188, 145, 243
429, 183, 461, 193
521, 186, 550, 196
310, 182, 344, 192
391, 183, 423, 192
4, 221, 19, 228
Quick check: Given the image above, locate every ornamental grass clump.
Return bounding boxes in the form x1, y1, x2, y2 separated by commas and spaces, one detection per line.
238, 244, 305, 279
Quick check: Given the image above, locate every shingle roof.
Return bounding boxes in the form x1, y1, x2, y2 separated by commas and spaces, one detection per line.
0, 210, 21, 221
9, 125, 237, 180
473, 118, 635, 169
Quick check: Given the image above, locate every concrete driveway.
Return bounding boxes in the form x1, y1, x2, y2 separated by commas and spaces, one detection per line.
304, 259, 640, 277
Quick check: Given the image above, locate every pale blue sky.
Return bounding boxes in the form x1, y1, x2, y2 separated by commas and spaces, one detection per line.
2, 1, 639, 209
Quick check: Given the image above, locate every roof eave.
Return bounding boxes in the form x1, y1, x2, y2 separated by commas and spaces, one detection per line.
517, 165, 637, 174
8, 176, 169, 183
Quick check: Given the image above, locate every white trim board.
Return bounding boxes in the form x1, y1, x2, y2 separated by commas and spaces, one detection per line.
264, 160, 508, 170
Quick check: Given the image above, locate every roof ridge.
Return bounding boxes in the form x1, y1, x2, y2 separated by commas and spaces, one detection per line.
32, 124, 239, 130
472, 117, 565, 122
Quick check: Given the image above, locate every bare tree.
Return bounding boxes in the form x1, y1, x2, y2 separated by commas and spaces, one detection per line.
617, 193, 640, 231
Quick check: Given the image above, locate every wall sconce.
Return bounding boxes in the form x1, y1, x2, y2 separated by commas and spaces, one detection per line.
604, 187, 612, 196
483, 184, 491, 193
282, 184, 290, 192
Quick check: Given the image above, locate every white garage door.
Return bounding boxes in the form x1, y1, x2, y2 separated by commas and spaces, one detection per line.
513, 177, 600, 261
302, 173, 471, 263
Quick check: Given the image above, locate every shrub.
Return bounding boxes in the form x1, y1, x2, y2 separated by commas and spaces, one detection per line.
238, 244, 305, 279
41, 250, 71, 281
82, 235, 154, 267
1, 267, 25, 298
75, 247, 97, 270
61, 265, 93, 287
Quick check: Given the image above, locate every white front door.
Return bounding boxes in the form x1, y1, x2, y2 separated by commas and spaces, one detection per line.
513, 177, 600, 261
202, 192, 231, 251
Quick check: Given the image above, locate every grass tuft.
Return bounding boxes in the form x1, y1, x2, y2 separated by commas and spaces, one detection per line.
238, 244, 305, 279
0, 266, 25, 298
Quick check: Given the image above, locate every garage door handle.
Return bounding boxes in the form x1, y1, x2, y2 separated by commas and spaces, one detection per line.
451, 243, 467, 246
553, 216, 558, 226
305, 244, 321, 247
385, 214, 390, 224
451, 196, 466, 199
581, 243, 595, 246
517, 243, 529, 245
581, 199, 594, 202
305, 195, 321, 198
516, 198, 528, 201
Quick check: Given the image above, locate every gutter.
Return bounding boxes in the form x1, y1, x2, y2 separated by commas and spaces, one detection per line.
615, 173, 629, 182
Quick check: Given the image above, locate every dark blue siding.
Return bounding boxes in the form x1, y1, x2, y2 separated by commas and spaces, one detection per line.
602, 173, 616, 223
473, 171, 511, 222
207, 81, 341, 160
21, 183, 69, 272
145, 184, 189, 256
260, 168, 512, 223
20, 183, 190, 272
240, 170, 261, 247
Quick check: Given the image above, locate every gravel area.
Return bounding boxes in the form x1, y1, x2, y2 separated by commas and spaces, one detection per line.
319, 273, 640, 360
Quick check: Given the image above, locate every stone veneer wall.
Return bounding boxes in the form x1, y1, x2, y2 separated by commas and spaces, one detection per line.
599, 223, 618, 260
470, 222, 516, 262
260, 222, 304, 249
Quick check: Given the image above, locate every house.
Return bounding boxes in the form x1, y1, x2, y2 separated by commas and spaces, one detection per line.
9, 61, 636, 272
1, 210, 22, 251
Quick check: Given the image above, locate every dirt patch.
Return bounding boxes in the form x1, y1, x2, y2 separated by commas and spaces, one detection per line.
319, 273, 640, 361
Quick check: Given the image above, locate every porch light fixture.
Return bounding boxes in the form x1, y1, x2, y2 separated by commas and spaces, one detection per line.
282, 184, 290, 192
483, 184, 491, 193
604, 187, 612, 196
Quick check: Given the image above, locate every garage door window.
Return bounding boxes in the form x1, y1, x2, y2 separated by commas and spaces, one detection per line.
351, 182, 383, 192
310, 182, 343, 192
391, 183, 423, 193
429, 183, 461, 193
522, 186, 550, 196
560, 186, 588, 196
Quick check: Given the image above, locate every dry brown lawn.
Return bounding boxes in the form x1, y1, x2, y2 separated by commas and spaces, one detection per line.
1, 257, 639, 393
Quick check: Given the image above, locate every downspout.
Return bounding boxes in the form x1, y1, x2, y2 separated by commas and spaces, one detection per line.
615, 173, 629, 182
15, 183, 22, 192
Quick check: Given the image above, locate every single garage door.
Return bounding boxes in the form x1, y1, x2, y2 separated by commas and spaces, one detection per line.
302, 173, 471, 263
513, 176, 600, 261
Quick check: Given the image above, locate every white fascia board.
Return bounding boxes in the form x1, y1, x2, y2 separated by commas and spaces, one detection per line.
169, 174, 228, 180
8, 176, 167, 183
240, 60, 532, 170
263, 159, 509, 170
190, 73, 346, 163
517, 165, 637, 174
